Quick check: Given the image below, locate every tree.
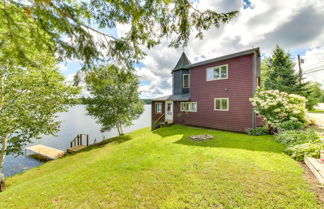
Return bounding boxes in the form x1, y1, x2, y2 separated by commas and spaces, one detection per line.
0, 11, 80, 177
0, 58, 79, 174
263, 45, 304, 93
1, 0, 238, 68
84, 65, 144, 135
261, 45, 318, 109
307, 82, 323, 110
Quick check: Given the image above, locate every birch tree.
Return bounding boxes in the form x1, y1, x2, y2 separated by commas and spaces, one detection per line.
84, 65, 144, 135
0, 14, 80, 174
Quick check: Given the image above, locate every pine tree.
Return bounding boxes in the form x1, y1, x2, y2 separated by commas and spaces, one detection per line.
263, 45, 303, 93
262, 45, 314, 109
0, 1, 238, 68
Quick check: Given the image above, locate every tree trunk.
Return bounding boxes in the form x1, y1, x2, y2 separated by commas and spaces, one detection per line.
116, 124, 121, 136
119, 121, 124, 135
0, 173, 5, 192
0, 134, 8, 173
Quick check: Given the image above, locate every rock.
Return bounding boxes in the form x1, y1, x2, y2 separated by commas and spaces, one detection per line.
0, 173, 5, 192
190, 134, 213, 141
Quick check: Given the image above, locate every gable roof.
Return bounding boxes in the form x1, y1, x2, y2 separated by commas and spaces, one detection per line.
186, 48, 260, 69
152, 93, 190, 101
172, 52, 191, 71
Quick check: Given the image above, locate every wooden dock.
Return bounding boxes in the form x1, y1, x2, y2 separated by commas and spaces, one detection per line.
67, 145, 87, 154
25, 145, 66, 160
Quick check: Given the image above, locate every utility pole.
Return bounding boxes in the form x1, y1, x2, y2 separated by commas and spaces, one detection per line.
297, 55, 303, 85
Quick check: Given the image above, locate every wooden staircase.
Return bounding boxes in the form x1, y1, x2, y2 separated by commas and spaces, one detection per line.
67, 134, 89, 153
151, 114, 166, 131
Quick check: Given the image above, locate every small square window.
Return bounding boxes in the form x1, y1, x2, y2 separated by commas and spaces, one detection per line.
207, 65, 228, 81
180, 102, 197, 112
214, 98, 229, 111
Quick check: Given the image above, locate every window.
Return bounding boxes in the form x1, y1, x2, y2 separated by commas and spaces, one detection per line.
167, 103, 172, 112
206, 64, 228, 81
214, 98, 229, 111
155, 102, 162, 114
180, 102, 197, 112
183, 74, 190, 88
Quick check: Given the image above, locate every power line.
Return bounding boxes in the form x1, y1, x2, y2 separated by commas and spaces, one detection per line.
303, 68, 324, 74
303, 65, 324, 72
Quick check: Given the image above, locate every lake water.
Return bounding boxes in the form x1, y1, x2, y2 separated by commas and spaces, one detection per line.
3, 105, 151, 177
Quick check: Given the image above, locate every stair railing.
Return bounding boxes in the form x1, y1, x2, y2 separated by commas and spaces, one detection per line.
152, 113, 165, 130
70, 134, 89, 147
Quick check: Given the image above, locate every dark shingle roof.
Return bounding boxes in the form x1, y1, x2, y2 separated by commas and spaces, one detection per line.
152, 93, 190, 101
172, 52, 191, 71
186, 48, 260, 68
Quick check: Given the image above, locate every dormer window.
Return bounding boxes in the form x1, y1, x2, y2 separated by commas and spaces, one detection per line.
206, 64, 228, 81
183, 74, 190, 88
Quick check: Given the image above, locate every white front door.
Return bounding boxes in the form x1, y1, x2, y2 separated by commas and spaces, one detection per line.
165, 101, 173, 122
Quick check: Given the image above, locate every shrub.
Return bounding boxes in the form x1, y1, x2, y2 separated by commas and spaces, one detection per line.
285, 143, 324, 161
250, 89, 309, 128
275, 130, 320, 145
247, 126, 269, 136
278, 120, 304, 131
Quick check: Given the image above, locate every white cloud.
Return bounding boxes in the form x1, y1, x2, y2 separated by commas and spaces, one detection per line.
118, 0, 324, 98
299, 47, 324, 86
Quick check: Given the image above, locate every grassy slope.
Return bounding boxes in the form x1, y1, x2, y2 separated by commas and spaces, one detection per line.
0, 125, 320, 209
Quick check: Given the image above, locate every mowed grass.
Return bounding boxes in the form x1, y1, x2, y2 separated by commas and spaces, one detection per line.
0, 125, 321, 208
309, 109, 324, 113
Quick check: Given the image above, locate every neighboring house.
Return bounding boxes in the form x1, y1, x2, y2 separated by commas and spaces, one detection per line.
151, 48, 263, 132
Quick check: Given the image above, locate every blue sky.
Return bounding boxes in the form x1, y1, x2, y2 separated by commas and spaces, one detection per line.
62, 0, 324, 98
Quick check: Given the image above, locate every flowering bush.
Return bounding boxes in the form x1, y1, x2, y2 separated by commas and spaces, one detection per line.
250, 89, 309, 128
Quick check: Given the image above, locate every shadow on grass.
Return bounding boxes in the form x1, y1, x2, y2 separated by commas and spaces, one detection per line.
153, 125, 284, 154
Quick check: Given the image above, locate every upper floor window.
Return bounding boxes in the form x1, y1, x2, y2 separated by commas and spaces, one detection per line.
155, 102, 162, 114
183, 74, 190, 88
206, 64, 228, 81
181, 102, 197, 112
214, 98, 229, 111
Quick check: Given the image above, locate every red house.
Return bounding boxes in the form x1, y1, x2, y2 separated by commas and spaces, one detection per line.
151, 48, 263, 132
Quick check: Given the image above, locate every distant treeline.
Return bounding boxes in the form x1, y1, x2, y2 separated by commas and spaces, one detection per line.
142, 99, 152, 104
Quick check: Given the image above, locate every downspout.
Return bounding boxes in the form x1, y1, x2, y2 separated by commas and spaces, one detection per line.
251, 51, 257, 129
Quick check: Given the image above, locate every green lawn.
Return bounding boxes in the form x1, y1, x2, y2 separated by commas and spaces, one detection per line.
309, 109, 324, 113
0, 125, 321, 208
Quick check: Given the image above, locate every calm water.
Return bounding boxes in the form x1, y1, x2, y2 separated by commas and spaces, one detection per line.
3, 105, 151, 177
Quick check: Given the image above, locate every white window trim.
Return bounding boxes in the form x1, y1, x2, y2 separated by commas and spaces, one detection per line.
155, 102, 163, 114
180, 102, 197, 112
214, 98, 229, 111
206, 64, 228, 81
183, 74, 190, 88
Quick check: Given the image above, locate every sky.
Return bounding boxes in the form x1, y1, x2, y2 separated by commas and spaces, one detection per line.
61, 0, 324, 99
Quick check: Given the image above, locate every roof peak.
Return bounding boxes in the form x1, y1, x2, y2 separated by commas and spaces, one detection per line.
173, 52, 191, 71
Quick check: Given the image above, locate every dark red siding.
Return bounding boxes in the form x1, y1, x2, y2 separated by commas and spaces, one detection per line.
151, 101, 165, 122
173, 54, 255, 132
